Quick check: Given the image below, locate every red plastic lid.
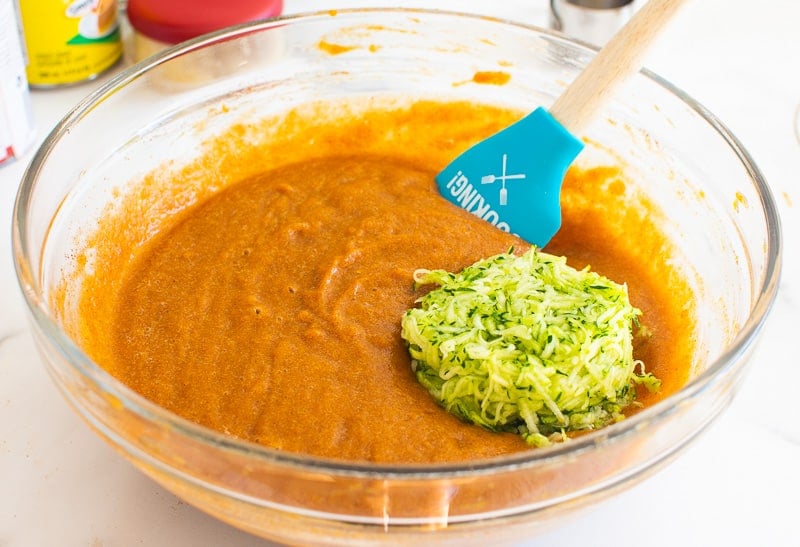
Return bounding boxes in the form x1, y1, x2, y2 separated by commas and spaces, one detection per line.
127, 0, 283, 44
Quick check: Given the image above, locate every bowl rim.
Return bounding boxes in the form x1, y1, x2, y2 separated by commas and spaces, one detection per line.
12, 7, 783, 480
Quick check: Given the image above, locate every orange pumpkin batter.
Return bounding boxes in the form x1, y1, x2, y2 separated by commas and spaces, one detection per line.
71, 100, 695, 464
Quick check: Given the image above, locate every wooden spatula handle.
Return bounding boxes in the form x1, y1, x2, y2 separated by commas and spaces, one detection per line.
549, 0, 689, 135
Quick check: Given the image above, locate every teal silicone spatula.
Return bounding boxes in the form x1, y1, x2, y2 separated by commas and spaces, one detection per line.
436, 0, 689, 247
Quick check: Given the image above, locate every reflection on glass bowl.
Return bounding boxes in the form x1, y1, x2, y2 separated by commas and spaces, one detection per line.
795, 102, 800, 144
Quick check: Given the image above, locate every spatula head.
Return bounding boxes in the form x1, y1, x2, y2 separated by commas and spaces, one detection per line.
435, 107, 584, 247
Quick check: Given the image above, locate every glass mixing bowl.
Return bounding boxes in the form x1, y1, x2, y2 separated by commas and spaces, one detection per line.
12, 9, 781, 545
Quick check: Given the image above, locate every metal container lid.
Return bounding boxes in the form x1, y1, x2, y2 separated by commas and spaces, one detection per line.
565, 0, 634, 8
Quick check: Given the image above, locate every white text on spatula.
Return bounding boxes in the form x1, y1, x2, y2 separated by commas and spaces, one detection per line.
445, 170, 513, 233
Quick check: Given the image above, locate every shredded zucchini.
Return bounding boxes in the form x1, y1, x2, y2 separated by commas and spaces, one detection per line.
401, 248, 660, 447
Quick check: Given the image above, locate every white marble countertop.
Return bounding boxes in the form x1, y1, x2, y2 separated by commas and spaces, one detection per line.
1, 1, 798, 545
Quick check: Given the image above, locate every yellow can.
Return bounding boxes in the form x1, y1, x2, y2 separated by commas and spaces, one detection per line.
19, 0, 122, 87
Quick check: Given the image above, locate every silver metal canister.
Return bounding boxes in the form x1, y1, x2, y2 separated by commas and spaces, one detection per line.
550, 0, 637, 46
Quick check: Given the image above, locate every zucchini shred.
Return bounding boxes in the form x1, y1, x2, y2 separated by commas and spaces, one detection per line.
400, 248, 660, 447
